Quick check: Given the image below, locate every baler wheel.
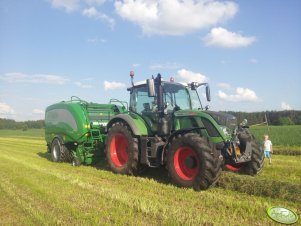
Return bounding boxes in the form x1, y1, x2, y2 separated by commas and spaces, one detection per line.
50, 137, 72, 162
106, 122, 139, 175
167, 133, 222, 190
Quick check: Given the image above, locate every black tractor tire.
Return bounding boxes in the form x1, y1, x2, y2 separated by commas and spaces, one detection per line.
239, 136, 264, 175
237, 129, 251, 142
105, 122, 139, 175
167, 133, 222, 190
50, 137, 72, 163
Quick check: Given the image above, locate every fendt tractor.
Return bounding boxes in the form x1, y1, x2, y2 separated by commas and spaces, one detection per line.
45, 72, 264, 190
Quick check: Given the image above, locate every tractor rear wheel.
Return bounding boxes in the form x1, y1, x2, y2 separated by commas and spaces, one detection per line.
50, 138, 72, 162
167, 133, 222, 190
105, 122, 139, 175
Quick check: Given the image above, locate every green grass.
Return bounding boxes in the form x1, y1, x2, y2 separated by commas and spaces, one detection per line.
0, 128, 44, 138
250, 125, 301, 155
250, 125, 301, 147
0, 129, 300, 225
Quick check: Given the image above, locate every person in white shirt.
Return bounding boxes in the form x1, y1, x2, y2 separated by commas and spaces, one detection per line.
264, 135, 273, 164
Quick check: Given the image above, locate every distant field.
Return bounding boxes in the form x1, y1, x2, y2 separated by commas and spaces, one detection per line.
0, 128, 44, 138
250, 125, 301, 146
0, 129, 300, 225
250, 125, 301, 154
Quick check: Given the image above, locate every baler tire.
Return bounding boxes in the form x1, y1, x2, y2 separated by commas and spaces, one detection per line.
105, 122, 139, 175
72, 157, 81, 167
167, 133, 222, 190
50, 138, 72, 163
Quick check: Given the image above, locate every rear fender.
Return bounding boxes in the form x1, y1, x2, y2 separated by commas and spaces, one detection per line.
52, 135, 65, 144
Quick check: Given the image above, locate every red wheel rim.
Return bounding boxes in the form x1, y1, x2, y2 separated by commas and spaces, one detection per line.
174, 146, 199, 180
225, 164, 241, 172
110, 133, 128, 167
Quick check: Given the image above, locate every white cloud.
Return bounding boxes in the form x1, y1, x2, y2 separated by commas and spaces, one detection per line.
218, 87, 259, 102
74, 81, 93, 89
87, 37, 107, 43
0, 72, 68, 85
104, 81, 126, 90
51, 0, 80, 12
32, 109, 45, 115
115, 0, 238, 36
50, 1, 113, 27
0, 102, 15, 117
220, 60, 227, 65
132, 63, 141, 68
281, 101, 292, 110
217, 83, 231, 90
82, 7, 115, 28
203, 27, 256, 48
84, 0, 106, 5
249, 58, 258, 64
176, 69, 208, 83
150, 62, 181, 70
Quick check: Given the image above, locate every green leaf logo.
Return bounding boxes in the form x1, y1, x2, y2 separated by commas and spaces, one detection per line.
267, 207, 299, 224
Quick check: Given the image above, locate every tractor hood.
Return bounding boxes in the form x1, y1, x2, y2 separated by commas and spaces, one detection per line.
174, 110, 237, 130
206, 111, 237, 131
173, 110, 229, 141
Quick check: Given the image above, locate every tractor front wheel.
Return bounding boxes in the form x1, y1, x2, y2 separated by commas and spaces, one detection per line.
225, 135, 264, 175
105, 122, 139, 175
241, 136, 264, 175
167, 133, 222, 190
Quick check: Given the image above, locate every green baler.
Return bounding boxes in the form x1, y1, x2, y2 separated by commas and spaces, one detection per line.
45, 96, 126, 165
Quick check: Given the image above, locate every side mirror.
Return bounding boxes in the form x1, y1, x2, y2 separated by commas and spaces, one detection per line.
147, 79, 155, 97
206, 85, 211, 102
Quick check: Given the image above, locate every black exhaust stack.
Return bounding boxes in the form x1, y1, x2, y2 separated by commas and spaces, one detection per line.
155, 74, 169, 136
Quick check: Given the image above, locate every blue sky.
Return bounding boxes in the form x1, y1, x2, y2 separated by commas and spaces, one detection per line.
0, 0, 300, 121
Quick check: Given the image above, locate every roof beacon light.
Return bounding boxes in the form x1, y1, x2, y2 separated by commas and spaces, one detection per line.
170, 77, 174, 82
130, 71, 135, 86
130, 71, 134, 78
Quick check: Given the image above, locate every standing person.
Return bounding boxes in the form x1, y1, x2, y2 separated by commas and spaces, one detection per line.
263, 135, 273, 164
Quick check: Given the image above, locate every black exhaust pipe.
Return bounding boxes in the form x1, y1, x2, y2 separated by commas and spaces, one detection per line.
155, 74, 169, 136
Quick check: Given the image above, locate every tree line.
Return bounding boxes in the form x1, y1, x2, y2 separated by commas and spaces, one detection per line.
224, 110, 301, 126
1, 110, 301, 130
0, 118, 45, 130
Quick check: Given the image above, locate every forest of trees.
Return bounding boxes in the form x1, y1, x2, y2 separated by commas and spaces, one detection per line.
224, 110, 301, 126
0, 110, 301, 130
0, 118, 44, 130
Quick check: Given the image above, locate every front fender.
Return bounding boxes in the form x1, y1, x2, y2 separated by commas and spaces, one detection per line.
107, 113, 149, 136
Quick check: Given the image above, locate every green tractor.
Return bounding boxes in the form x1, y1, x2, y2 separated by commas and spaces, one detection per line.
45, 72, 264, 190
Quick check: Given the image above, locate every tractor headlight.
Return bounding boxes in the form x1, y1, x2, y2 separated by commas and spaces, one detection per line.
240, 119, 248, 126
220, 126, 231, 137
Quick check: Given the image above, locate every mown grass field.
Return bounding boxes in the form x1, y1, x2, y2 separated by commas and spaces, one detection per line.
0, 129, 300, 225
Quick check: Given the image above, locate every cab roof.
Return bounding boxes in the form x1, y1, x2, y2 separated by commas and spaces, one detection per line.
131, 80, 188, 87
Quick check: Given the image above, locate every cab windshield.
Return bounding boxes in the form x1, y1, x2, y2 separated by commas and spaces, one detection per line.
189, 89, 203, 110
130, 82, 191, 115
163, 83, 191, 111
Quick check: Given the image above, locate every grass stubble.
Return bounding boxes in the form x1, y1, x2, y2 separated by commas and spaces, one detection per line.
0, 129, 300, 225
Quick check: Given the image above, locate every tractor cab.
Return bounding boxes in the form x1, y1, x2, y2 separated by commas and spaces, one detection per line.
128, 73, 212, 136
128, 80, 190, 132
